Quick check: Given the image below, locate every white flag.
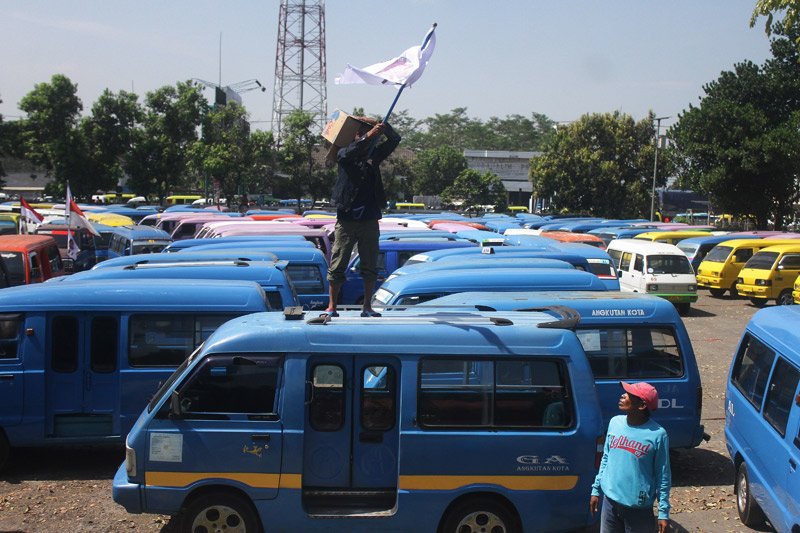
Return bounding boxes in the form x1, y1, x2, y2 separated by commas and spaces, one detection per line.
335, 25, 436, 88
65, 184, 100, 237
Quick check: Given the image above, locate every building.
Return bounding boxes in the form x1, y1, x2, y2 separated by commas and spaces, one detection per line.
463, 150, 541, 208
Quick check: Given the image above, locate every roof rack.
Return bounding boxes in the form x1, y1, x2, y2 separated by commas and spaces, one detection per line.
379, 303, 581, 329
305, 310, 514, 327
123, 260, 250, 270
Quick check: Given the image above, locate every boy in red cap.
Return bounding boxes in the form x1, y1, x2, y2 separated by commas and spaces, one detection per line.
589, 382, 672, 532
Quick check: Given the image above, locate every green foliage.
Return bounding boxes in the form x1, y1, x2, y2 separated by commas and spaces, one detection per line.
441, 168, 508, 212
277, 110, 330, 206
669, 24, 800, 228
410, 145, 467, 195
125, 81, 206, 201
751, 0, 800, 43
530, 112, 666, 218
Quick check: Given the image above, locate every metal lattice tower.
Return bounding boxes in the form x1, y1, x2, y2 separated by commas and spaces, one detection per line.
272, 0, 327, 142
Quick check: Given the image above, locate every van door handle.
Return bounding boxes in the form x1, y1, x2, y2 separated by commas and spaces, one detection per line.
251, 434, 271, 442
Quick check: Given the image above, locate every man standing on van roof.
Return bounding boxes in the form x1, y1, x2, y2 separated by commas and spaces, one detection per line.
325, 116, 401, 317
590, 381, 672, 533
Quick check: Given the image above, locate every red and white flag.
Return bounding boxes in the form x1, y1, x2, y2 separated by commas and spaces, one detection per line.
19, 197, 44, 233
65, 185, 100, 238
335, 25, 436, 88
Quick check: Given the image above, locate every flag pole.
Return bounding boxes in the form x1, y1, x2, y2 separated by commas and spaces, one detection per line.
381, 22, 437, 124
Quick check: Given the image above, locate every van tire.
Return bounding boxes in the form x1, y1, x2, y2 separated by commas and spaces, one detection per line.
709, 288, 726, 298
179, 491, 261, 533
736, 462, 767, 528
729, 283, 739, 298
777, 290, 794, 306
676, 303, 690, 316
749, 298, 768, 308
0, 429, 9, 471
440, 497, 520, 533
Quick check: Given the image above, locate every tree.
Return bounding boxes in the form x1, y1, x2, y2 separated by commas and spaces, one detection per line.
441, 169, 508, 212
751, 0, 800, 43
529, 112, 667, 217
277, 110, 329, 208
485, 112, 555, 151
669, 24, 800, 228
410, 145, 467, 195
125, 81, 206, 202
17, 74, 84, 192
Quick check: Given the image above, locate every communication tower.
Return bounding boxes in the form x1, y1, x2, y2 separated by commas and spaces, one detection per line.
272, 0, 327, 141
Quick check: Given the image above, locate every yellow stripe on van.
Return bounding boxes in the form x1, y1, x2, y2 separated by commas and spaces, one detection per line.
279, 474, 303, 489
146, 472, 282, 488
399, 475, 578, 491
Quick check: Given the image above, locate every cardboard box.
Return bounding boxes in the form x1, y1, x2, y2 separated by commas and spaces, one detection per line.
322, 109, 370, 160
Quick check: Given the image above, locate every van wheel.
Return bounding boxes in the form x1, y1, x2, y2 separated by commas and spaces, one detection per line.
729, 282, 739, 298
749, 298, 768, 308
441, 498, 520, 533
736, 462, 767, 528
676, 303, 690, 316
0, 430, 9, 471
709, 288, 726, 298
179, 491, 261, 533
777, 290, 794, 306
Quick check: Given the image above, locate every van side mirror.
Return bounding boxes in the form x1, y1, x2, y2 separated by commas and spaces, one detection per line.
169, 391, 183, 419
617, 271, 623, 278
777, 264, 784, 271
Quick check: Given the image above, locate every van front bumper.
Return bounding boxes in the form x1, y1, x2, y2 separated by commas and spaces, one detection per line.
735, 284, 770, 299
112, 462, 144, 514
696, 274, 723, 289
656, 293, 698, 304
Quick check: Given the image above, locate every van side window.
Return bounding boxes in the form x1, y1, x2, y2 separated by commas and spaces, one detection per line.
129, 314, 236, 367
264, 292, 283, 310
731, 334, 775, 410
607, 248, 622, 268
310, 364, 345, 431
91, 316, 118, 373
29, 252, 42, 282
52, 316, 79, 373
633, 254, 644, 273
286, 265, 324, 295
620, 252, 632, 271
418, 358, 573, 430
47, 245, 63, 274
762, 358, 800, 437
398, 251, 418, 268
178, 356, 281, 417
734, 249, 753, 263
577, 327, 684, 378
0, 314, 23, 359
361, 366, 396, 431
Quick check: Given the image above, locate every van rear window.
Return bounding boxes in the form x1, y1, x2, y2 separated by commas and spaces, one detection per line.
417, 358, 572, 429
286, 265, 324, 294
1, 252, 25, 286
577, 327, 684, 378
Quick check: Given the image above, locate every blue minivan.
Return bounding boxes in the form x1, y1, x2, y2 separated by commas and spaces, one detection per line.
426, 291, 707, 450
725, 306, 800, 532
373, 268, 607, 308
0, 279, 269, 469
113, 307, 606, 532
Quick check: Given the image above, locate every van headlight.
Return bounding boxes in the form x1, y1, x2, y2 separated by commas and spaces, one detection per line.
125, 444, 137, 477
647, 284, 659, 291
756, 279, 772, 286
688, 285, 696, 292
737, 277, 744, 284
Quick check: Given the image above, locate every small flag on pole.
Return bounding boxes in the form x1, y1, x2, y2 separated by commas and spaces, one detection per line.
19, 197, 44, 234
65, 184, 100, 238
335, 24, 437, 89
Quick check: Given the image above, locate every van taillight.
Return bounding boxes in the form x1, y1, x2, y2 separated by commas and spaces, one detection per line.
595, 436, 605, 469
696, 386, 703, 419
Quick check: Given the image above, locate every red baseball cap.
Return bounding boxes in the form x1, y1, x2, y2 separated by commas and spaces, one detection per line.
621, 381, 659, 411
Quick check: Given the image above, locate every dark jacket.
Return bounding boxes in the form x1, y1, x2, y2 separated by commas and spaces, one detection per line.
331, 124, 401, 219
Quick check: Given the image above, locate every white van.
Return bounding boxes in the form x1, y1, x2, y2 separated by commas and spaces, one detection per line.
606, 239, 698, 315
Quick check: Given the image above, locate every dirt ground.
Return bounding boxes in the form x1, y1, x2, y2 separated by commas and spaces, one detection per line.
0, 293, 777, 532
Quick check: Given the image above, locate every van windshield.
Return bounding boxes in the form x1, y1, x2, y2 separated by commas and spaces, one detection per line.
0, 252, 26, 286
704, 245, 732, 263
132, 242, 170, 255
646, 255, 693, 274
677, 243, 698, 256
744, 251, 779, 270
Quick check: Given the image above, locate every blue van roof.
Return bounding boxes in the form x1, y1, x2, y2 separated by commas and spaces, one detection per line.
391, 257, 575, 278
164, 235, 308, 252
92, 250, 280, 270
0, 279, 267, 311
378, 239, 476, 252
746, 306, 800, 356
425, 291, 676, 322
378, 267, 607, 296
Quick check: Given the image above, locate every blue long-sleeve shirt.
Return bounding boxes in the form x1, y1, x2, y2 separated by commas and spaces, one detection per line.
591, 415, 672, 520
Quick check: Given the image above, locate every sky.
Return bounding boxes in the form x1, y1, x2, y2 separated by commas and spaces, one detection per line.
1, 1, 776, 132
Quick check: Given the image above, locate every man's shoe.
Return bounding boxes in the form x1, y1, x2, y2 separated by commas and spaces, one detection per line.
360, 310, 382, 317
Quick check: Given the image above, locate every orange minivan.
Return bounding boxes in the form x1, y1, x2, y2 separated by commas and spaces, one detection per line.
0, 235, 65, 285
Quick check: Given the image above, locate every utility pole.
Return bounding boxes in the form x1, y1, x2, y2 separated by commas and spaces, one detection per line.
272, 0, 327, 143
650, 116, 669, 222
